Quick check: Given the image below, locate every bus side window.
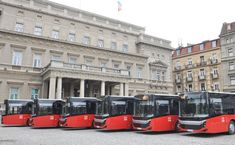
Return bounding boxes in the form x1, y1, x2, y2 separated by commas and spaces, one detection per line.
171, 100, 179, 115
126, 101, 134, 115
89, 102, 96, 114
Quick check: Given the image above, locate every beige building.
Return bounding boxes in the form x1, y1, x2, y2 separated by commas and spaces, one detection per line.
0, 0, 173, 104
172, 39, 222, 94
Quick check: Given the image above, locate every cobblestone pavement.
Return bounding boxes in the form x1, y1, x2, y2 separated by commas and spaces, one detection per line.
0, 125, 234, 145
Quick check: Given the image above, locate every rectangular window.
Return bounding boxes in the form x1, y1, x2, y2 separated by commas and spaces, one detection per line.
214, 83, 220, 90
15, 22, 24, 32
68, 56, 77, 64
156, 71, 160, 81
111, 42, 117, 49
199, 44, 204, 51
200, 83, 206, 91
98, 39, 104, 48
52, 30, 59, 39
162, 72, 165, 81
68, 33, 76, 42
231, 77, 235, 85
187, 71, 192, 78
228, 48, 233, 57
122, 44, 128, 52
9, 87, 19, 99
188, 84, 192, 92
51, 55, 61, 61
82, 36, 90, 45
199, 69, 205, 76
31, 88, 39, 99
33, 54, 41, 68
212, 41, 217, 48
137, 67, 143, 79
188, 58, 192, 65
12, 51, 22, 66
34, 26, 43, 36
229, 62, 234, 70
200, 56, 205, 63
176, 49, 180, 56
188, 47, 192, 53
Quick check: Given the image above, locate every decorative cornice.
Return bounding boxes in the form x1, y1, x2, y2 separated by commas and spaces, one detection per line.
31, 47, 46, 52
0, 29, 148, 60
0, 1, 144, 36
10, 44, 27, 49
7, 80, 24, 85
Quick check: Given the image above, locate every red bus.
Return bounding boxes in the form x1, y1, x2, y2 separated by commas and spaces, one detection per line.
178, 91, 235, 134
132, 94, 179, 132
59, 97, 101, 128
1, 99, 33, 126
29, 99, 65, 128
94, 96, 136, 130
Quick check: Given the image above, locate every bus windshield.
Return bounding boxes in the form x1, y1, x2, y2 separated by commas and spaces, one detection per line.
134, 100, 154, 118
180, 92, 208, 118
7, 103, 24, 115
96, 99, 109, 116
63, 102, 87, 115
110, 101, 127, 116
35, 102, 53, 116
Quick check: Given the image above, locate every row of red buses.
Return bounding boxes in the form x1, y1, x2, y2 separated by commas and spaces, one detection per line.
59, 97, 100, 128
132, 94, 179, 132
2, 92, 235, 135
1, 99, 33, 126
94, 96, 136, 130
178, 91, 235, 134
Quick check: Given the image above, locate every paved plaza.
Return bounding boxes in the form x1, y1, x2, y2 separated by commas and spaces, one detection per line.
0, 124, 234, 145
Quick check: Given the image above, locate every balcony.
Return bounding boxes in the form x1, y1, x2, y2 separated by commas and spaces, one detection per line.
43, 60, 130, 77
197, 61, 207, 67
175, 78, 181, 84
186, 77, 193, 82
174, 66, 182, 71
198, 75, 206, 80
211, 73, 219, 79
0, 63, 42, 73
185, 64, 194, 69
210, 59, 218, 65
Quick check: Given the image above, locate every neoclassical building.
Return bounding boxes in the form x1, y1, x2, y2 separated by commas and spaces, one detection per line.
0, 0, 173, 104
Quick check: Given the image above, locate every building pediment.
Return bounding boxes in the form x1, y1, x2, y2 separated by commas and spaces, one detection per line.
149, 60, 168, 68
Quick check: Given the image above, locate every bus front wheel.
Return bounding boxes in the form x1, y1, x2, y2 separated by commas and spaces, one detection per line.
228, 121, 235, 135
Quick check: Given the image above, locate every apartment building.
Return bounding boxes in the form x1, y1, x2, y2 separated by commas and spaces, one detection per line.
172, 39, 221, 94
0, 0, 173, 103
220, 22, 235, 92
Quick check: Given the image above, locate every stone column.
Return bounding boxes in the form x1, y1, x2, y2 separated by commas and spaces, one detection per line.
124, 83, 129, 96
57, 77, 62, 99
80, 79, 85, 98
101, 81, 105, 96
70, 82, 74, 97
49, 77, 56, 99
119, 83, 124, 96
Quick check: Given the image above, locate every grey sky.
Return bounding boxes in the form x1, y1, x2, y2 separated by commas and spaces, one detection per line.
50, 0, 234, 48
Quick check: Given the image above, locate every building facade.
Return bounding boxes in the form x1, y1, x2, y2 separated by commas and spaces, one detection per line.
0, 0, 173, 104
172, 39, 221, 94
220, 22, 235, 92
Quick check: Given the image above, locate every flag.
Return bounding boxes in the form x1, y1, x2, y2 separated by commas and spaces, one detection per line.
117, 0, 122, 12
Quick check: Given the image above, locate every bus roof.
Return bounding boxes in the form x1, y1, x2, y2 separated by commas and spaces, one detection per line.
183, 91, 235, 95
68, 97, 101, 102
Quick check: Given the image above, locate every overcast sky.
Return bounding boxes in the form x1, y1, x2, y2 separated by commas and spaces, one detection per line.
50, 0, 234, 48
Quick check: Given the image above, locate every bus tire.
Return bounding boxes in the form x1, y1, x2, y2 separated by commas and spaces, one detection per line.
174, 121, 180, 132
26, 119, 31, 127
228, 121, 235, 135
